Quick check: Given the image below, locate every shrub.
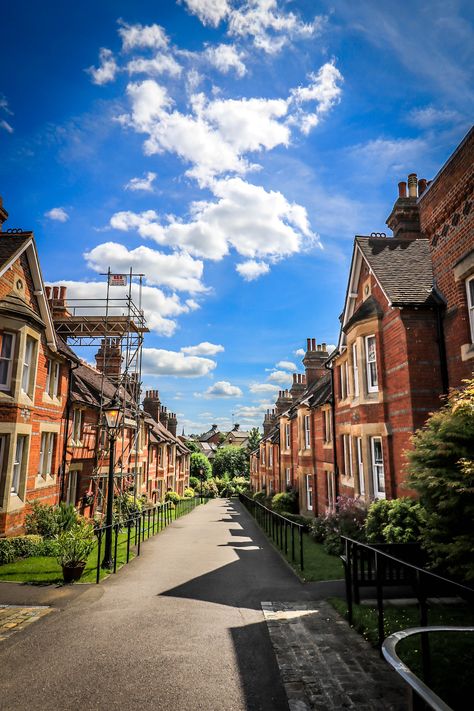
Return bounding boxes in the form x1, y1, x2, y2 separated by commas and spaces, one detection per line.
310, 516, 330, 543
272, 491, 298, 514
165, 491, 180, 504
189, 476, 200, 490
25, 502, 59, 538
310, 496, 368, 556
183, 487, 195, 498
56, 502, 79, 532
365, 498, 424, 544
190, 452, 212, 480
202, 479, 219, 498
0, 539, 14, 564
56, 520, 95, 567
253, 491, 266, 503
0, 535, 53, 564
113, 493, 143, 524
212, 446, 249, 478
281, 512, 314, 531
36, 538, 60, 557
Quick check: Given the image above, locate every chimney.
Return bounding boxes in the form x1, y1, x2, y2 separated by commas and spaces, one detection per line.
263, 409, 276, 437
0, 196, 8, 230
275, 388, 292, 415
418, 178, 428, 196
125, 372, 140, 402
303, 339, 329, 386
143, 389, 161, 422
167, 412, 178, 437
386, 173, 421, 240
290, 372, 306, 401
46, 284, 70, 319
233, 423, 240, 431
159, 406, 169, 429
95, 338, 123, 380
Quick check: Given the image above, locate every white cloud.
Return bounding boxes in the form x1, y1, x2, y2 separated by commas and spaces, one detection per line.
202, 380, 243, 397
0, 120, 13, 134
276, 360, 297, 371
84, 242, 206, 293
236, 260, 270, 281
45, 207, 69, 222
180, 0, 230, 27
408, 106, 461, 128
181, 342, 224, 356
289, 62, 343, 134
204, 43, 246, 77
87, 48, 118, 85
235, 400, 273, 419
119, 21, 169, 51
249, 383, 279, 394
294, 348, 305, 356
127, 54, 182, 78
109, 177, 318, 262
142, 348, 216, 377
47, 280, 197, 336
123, 79, 172, 133
349, 137, 428, 180
124, 171, 157, 192
267, 369, 293, 385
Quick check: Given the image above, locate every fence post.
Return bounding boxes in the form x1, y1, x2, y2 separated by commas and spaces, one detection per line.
344, 538, 353, 626
137, 515, 141, 556
96, 529, 102, 584
113, 524, 119, 573
291, 523, 295, 562
126, 520, 132, 563
299, 526, 304, 571
375, 550, 385, 651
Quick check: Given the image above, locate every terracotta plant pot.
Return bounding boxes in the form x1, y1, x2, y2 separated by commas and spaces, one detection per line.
62, 561, 86, 583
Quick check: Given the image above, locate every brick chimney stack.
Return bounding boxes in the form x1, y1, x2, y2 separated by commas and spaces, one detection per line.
159, 405, 169, 429
275, 389, 292, 415
167, 412, 178, 437
95, 337, 123, 380
143, 390, 161, 422
232, 423, 240, 431
386, 173, 422, 239
290, 373, 306, 401
303, 338, 329, 386
263, 409, 276, 437
45, 285, 70, 319
0, 196, 8, 230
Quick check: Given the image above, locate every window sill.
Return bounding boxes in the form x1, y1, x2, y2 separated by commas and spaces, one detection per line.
461, 343, 474, 361
35, 475, 55, 489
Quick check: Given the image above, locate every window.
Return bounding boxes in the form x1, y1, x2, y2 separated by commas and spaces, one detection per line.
0, 434, 7, 479
365, 335, 378, 393
21, 336, 36, 396
158, 446, 163, 466
46, 359, 61, 398
370, 437, 385, 499
339, 364, 347, 399
326, 471, 335, 511
71, 409, 82, 444
39, 432, 56, 478
12, 435, 27, 495
0, 332, 15, 391
323, 409, 332, 443
167, 445, 173, 465
343, 434, 353, 478
66, 470, 78, 505
286, 467, 291, 486
261, 447, 265, 465
304, 415, 311, 449
269, 446, 273, 467
352, 342, 359, 397
356, 437, 365, 495
306, 474, 313, 510
467, 276, 474, 343
285, 423, 290, 449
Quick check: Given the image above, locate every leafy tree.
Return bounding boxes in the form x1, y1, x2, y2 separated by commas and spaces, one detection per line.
184, 439, 201, 454
190, 452, 212, 479
212, 445, 249, 479
406, 378, 474, 581
246, 427, 261, 458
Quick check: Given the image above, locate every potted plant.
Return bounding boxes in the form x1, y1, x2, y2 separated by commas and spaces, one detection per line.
57, 520, 95, 583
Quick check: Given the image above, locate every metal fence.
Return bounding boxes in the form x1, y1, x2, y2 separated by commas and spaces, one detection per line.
239, 493, 304, 571
93, 496, 200, 583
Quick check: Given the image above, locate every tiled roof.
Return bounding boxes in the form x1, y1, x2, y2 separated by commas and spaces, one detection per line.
0, 235, 31, 271
356, 237, 434, 306
343, 295, 384, 333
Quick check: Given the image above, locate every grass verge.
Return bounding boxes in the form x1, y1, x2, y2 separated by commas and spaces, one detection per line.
328, 596, 474, 710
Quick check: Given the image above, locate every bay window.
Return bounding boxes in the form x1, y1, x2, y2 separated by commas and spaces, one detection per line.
356, 437, 365, 496
352, 342, 359, 397
0, 332, 15, 391
304, 415, 311, 449
467, 275, 474, 343
306, 474, 313, 510
21, 336, 36, 396
365, 335, 378, 393
342, 434, 353, 478
285, 423, 290, 449
12, 435, 28, 495
370, 436, 385, 498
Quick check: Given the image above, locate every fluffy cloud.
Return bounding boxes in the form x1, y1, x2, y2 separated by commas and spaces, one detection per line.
294, 348, 305, 357
267, 369, 293, 385
181, 342, 224, 355
204, 43, 246, 76
235, 400, 274, 419
236, 260, 270, 281
45, 207, 69, 222
249, 383, 279, 394
47, 280, 198, 336
124, 171, 157, 192
348, 137, 428, 180
408, 106, 461, 128
202, 380, 243, 397
87, 48, 118, 85
289, 62, 343, 134
119, 21, 170, 51
84, 242, 206, 293
180, 0, 230, 27
127, 54, 182, 78
276, 360, 297, 371
142, 348, 216, 377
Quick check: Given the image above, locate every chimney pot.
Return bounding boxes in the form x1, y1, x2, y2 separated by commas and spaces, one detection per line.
45, 286, 51, 300
398, 181, 407, 198
59, 286, 67, 301
418, 178, 427, 196
311, 338, 316, 350
407, 173, 418, 198
306, 338, 311, 350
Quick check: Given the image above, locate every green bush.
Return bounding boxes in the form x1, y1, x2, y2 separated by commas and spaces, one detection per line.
190, 452, 212, 480
25, 502, 59, 538
113, 493, 143, 524
253, 490, 266, 502
165, 491, 181, 504
309, 496, 368, 556
281, 512, 314, 531
189, 476, 200, 490
365, 498, 424, 544
202, 479, 219, 498
310, 516, 330, 543
36, 538, 60, 557
212, 446, 248, 478
0, 539, 15, 564
183, 487, 195, 498
56, 502, 79, 532
0, 535, 48, 564
56, 520, 96, 567
272, 491, 298, 514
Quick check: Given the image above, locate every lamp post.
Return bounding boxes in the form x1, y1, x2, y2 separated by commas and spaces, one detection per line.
102, 399, 123, 569
199, 467, 203, 503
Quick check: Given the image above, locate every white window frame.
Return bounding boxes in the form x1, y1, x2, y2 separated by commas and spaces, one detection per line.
285, 423, 290, 449
12, 435, 27, 495
352, 342, 359, 397
324, 409, 332, 443
466, 275, 474, 344
39, 431, 56, 479
286, 467, 291, 486
343, 434, 353, 478
304, 414, 311, 449
21, 336, 36, 396
326, 470, 335, 511
356, 436, 365, 495
261, 447, 265, 465
269, 446, 273, 467
46, 359, 61, 398
370, 436, 385, 499
0, 331, 15, 391
365, 335, 379, 393
306, 474, 313, 511
71, 409, 83, 445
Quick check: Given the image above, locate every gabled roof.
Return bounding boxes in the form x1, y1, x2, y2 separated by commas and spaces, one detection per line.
198, 426, 221, 442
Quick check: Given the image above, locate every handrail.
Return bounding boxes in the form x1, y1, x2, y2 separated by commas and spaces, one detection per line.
239, 493, 304, 528
382, 626, 474, 711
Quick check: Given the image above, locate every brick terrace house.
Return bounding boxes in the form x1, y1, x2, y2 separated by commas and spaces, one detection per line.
0, 204, 66, 534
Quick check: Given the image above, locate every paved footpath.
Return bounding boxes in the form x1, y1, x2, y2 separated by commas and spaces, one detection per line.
0, 500, 405, 711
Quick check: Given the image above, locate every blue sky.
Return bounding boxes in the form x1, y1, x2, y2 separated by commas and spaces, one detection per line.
1, 0, 473, 434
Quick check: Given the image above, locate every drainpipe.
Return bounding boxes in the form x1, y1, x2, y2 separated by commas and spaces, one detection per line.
433, 291, 449, 395
325, 352, 340, 503
60, 359, 80, 502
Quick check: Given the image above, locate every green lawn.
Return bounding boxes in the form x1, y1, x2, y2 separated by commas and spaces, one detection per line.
0, 499, 199, 585
329, 596, 474, 710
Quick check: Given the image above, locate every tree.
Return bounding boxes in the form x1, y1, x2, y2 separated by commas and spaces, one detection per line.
212, 445, 249, 479
190, 452, 212, 480
184, 439, 200, 454
246, 427, 261, 459
406, 378, 474, 581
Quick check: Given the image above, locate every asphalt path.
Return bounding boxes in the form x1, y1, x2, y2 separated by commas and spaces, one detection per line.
0, 498, 344, 711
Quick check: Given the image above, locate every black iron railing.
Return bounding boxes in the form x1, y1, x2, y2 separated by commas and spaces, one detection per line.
94, 496, 200, 583
239, 493, 304, 571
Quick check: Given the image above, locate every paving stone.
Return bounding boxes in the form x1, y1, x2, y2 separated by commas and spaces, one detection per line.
0, 605, 52, 642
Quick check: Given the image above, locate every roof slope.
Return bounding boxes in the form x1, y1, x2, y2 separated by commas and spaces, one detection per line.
356, 237, 434, 306
0, 235, 31, 272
